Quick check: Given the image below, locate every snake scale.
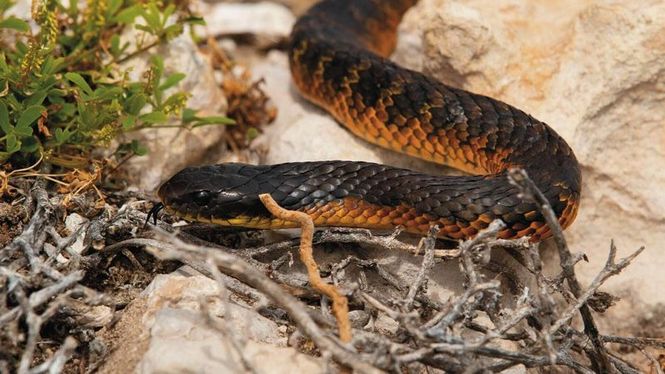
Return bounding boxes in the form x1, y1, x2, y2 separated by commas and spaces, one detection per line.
154, 0, 582, 242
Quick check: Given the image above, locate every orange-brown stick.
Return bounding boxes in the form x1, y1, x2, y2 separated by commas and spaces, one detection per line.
259, 193, 352, 343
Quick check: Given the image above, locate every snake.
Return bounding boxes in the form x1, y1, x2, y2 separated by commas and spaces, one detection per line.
152, 0, 581, 242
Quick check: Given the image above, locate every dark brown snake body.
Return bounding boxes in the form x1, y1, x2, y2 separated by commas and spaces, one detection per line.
156, 0, 581, 242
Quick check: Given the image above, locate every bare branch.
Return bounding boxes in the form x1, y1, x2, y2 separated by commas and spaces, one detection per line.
403, 226, 437, 310
508, 168, 615, 373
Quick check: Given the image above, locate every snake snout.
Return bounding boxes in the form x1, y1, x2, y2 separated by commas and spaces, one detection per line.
157, 164, 271, 221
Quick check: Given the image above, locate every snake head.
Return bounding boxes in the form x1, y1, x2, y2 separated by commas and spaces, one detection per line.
156, 163, 271, 223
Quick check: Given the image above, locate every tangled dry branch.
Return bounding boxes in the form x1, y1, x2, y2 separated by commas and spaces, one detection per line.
0, 169, 662, 373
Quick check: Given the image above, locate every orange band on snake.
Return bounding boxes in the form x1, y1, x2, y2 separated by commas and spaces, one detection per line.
156, 0, 581, 242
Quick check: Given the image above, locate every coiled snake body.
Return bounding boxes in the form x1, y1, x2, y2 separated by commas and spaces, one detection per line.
156, 0, 581, 242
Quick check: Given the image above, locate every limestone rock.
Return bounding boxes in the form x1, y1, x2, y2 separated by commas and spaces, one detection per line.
57, 213, 87, 263
374, 314, 400, 336
348, 310, 371, 329
203, 1, 295, 43
99, 273, 324, 373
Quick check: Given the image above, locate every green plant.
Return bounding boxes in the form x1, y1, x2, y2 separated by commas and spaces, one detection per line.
0, 0, 233, 167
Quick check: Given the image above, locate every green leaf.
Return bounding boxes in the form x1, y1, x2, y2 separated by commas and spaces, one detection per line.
92, 86, 123, 100
15, 40, 27, 54
107, 0, 123, 17
141, 3, 162, 32
110, 34, 121, 56
246, 127, 259, 141
163, 24, 184, 40
54, 128, 72, 144
65, 72, 93, 96
14, 126, 33, 138
192, 115, 235, 127
182, 108, 197, 123
41, 57, 64, 75
0, 17, 30, 32
66, 0, 79, 17
184, 16, 206, 26
0, 53, 8, 73
114, 4, 142, 24
41, 57, 56, 75
5, 133, 20, 153
149, 56, 164, 101
124, 93, 146, 115
158, 73, 186, 91
0, 0, 14, 12
0, 80, 8, 97
20, 136, 39, 152
0, 102, 10, 134
131, 139, 148, 155
58, 103, 76, 117
77, 101, 95, 130
16, 105, 45, 136
25, 90, 47, 106
134, 24, 153, 34
162, 4, 176, 24
122, 115, 136, 129
139, 111, 167, 124
5, 94, 19, 108
151, 55, 164, 77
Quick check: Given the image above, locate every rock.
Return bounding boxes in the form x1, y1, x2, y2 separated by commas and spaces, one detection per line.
4, 0, 29, 18
396, 0, 665, 323
3, 0, 32, 44
373, 314, 400, 336
98, 273, 324, 373
348, 310, 371, 329
203, 2, 295, 44
142, 274, 285, 343
60, 213, 87, 262
71, 303, 114, 329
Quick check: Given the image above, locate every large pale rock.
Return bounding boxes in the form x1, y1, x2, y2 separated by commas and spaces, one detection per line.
203, 1, 295, 42
249, 0, 665, 330
99, 273, 324, 373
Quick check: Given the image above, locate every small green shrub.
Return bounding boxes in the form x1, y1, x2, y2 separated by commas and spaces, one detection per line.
0, 0, 232, 168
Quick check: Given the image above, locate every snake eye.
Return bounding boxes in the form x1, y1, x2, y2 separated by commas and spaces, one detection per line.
192, 190, 212, 205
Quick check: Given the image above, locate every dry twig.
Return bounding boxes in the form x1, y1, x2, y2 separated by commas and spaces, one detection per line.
3, 170, 659, 373
508, 168, 640, 373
